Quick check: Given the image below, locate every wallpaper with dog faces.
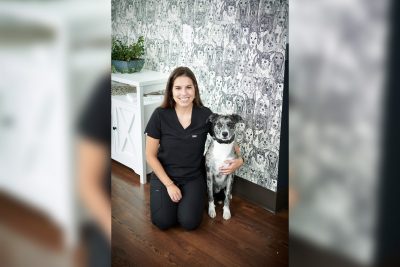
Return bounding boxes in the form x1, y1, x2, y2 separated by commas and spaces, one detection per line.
112, 0, 288, 192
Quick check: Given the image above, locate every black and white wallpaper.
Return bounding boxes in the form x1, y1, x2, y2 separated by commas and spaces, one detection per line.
112, 0, 288, 192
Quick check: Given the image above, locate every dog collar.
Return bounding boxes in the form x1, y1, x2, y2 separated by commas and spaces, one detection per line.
212, 135, 235, 144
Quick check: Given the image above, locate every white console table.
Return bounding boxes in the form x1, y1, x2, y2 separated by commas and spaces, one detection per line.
111, 70, 168, 184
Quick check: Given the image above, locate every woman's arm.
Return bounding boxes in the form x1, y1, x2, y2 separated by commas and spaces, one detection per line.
219, 144, 244, 175
78, 138, 111, 242
146, 135, 182, 202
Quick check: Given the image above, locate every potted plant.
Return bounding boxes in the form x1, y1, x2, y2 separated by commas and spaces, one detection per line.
112, 36, 145, 73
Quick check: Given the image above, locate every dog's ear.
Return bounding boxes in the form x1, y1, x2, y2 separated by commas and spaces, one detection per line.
206, 113, 218, 137
231, 114, 243, 124
206, 113, 218, 124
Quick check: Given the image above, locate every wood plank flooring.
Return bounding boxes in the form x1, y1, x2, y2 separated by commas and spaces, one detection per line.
0, 192, 80, 266
112, 160, 288, 267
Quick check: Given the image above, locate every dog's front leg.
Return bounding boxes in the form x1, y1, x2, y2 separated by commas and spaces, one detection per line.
207, 175, 216, 218
223, 175, 234, 220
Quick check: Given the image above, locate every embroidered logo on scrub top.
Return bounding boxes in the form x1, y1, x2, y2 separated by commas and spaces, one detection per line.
192, 135, 198, 138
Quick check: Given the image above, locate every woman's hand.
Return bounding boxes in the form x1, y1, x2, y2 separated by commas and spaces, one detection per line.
219, 157, 244, 175
166, 184, 182, 203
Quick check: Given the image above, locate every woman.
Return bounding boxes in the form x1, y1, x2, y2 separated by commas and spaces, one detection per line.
78, 75, 111, 266
145, 66, 243, 230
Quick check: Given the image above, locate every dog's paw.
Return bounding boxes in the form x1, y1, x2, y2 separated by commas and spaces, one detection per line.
208, 202, 216, 218
223, 206, 231, 220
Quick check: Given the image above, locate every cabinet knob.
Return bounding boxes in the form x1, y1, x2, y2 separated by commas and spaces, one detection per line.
112, 126, 117, 130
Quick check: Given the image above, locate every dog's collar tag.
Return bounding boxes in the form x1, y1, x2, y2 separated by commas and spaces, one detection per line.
192, 134, 198, 138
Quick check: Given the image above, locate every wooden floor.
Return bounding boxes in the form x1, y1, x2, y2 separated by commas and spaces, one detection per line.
0, 192, 80, 267
112, 160, 288, 267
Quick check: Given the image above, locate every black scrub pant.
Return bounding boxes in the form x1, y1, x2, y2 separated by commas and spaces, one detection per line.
82, 223, 110, 267
150, 173, 206, 230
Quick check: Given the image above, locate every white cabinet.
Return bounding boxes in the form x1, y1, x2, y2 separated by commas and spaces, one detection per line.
111, 70, 168, 184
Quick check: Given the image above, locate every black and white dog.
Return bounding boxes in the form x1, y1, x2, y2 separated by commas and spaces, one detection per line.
205, 113, 242, 220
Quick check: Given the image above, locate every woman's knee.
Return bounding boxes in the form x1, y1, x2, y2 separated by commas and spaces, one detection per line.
151, 215, 177, 230
178, 215, 203, 230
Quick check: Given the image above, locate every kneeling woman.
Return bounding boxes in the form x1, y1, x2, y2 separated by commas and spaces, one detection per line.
145, 66, 242, 230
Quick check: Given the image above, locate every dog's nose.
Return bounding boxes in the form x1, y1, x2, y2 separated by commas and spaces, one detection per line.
222, 131, 228, 138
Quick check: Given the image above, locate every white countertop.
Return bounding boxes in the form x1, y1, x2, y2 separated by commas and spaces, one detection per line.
112, 93, 163, 104
111, 69, 169, 87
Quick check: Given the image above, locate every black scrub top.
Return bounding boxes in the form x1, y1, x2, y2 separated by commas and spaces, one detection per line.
145, 105, 212, 181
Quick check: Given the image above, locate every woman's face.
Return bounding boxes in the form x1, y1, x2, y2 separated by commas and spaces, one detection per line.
172, 76, 195, 108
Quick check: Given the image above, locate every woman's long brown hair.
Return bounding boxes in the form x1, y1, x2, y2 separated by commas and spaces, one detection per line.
160, 66, 204, 108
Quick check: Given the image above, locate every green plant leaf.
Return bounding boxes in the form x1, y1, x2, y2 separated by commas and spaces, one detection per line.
112, 36, 145, 61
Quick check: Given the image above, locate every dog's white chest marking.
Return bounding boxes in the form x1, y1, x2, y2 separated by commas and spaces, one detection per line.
212, 142, 235, 169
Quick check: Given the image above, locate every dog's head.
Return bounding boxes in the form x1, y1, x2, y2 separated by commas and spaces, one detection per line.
148, 40, 156, 53
147, 0, 155, 10
169, 1, 178, 12
207, 113, 243, 143
215, 46, 224, 62
241, 22, 250, 36
261, 79, 275, 98
239, 0, 249, 10
259, 17, 270, 33
245, 128, 254, 142
254, 148, 267, 165
237, 43, 247, 58
238, 60, 246, 74
213, 25, 224, 40
215, 75, 223, 89
256, 98, 269, 116
264, 0, 276, 15
197, 0, 206, 12
263, 36, 275, 51
224, 62, 235, 77
272, 52, 284, 68
177, 0, 185, 7
197, 48, 205, 60
258, 133, 270, 148
225, 0, 236, 16
258, 52, 271, 70
254, 115, 268, 131
267, 150, 278, 164
235, 121, 246, 133
204, 44, 214, 58
245, 98, 255, 115
234, 95, 245, 111
249, 31, 258, 48
276, 10, 287, 27
225, 44, 236, 62
242, 76, 253, 91
247, 60, 257, 75
271, 99, 282, 113
276, 83, 284, 94
271, 116, 280, 131
231, 25, 240, 39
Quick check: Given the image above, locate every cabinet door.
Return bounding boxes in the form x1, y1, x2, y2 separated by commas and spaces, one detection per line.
114, 103, 138, 171
111, 103, 118, 158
